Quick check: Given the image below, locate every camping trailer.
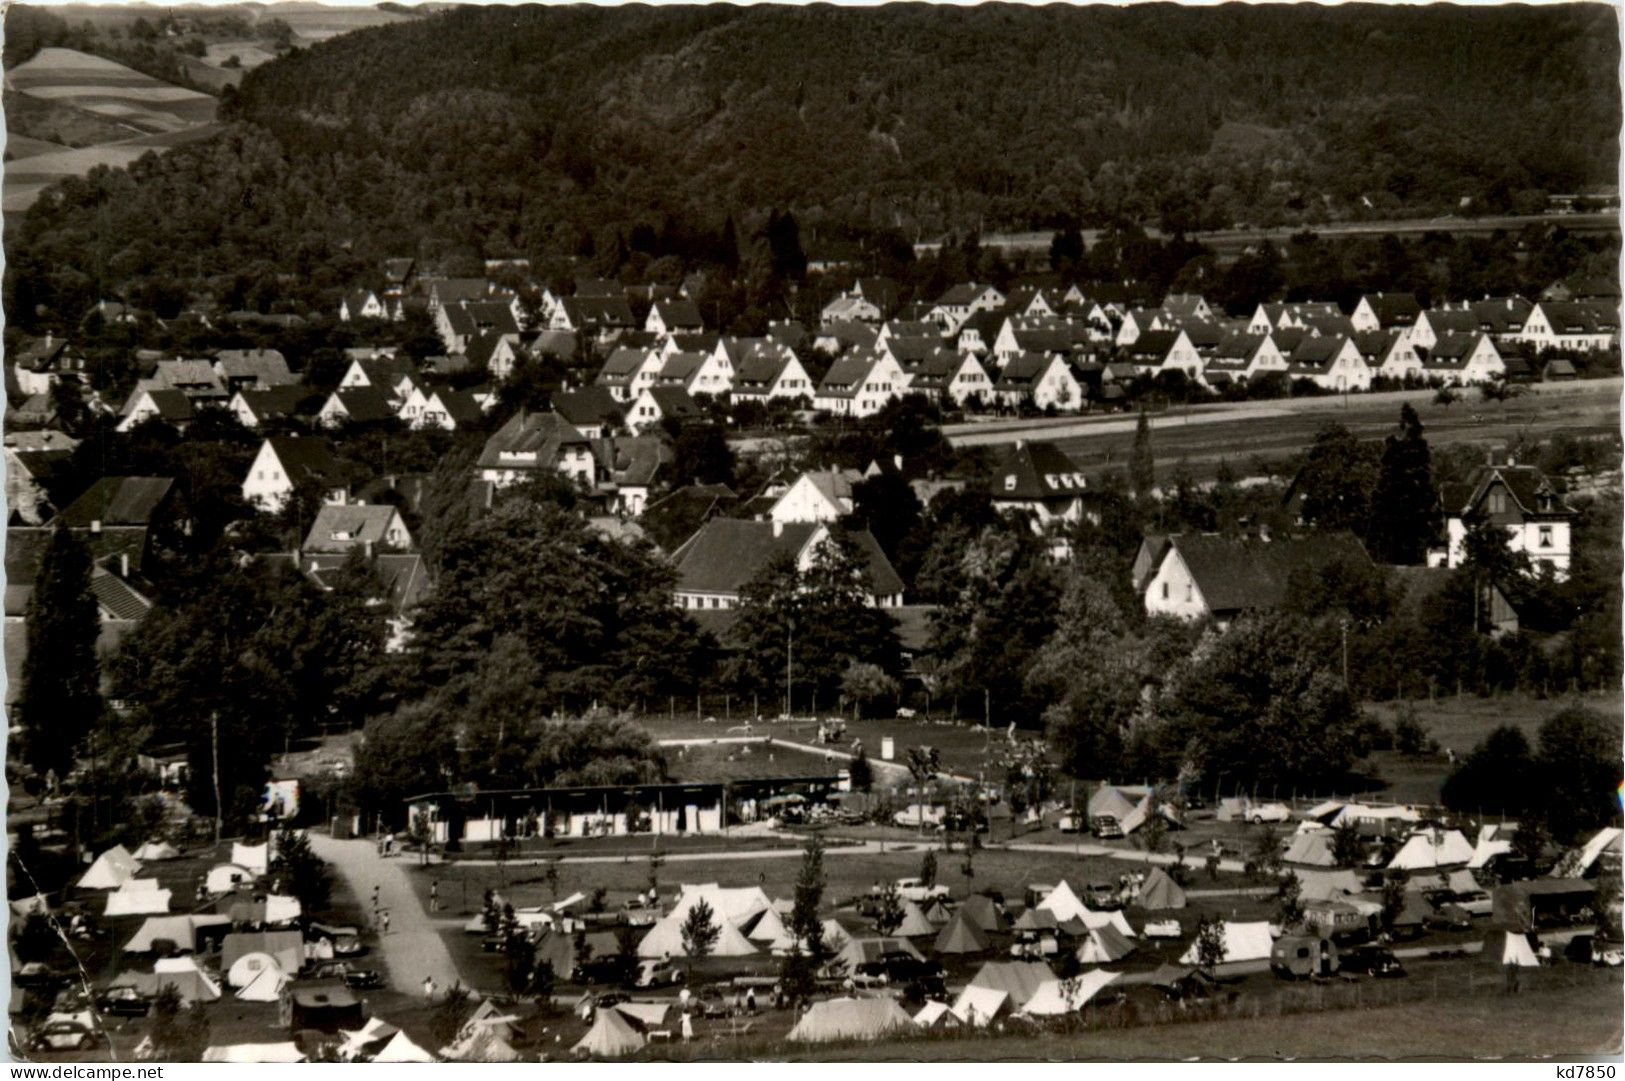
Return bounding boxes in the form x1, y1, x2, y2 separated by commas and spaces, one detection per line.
1270, 934, 1339, 979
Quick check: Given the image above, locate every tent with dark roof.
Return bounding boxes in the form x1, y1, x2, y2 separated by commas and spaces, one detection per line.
958, 893, 1009, 934
894, 899, 936, 937
1075, 924, 1136, 965
1136, 867, 1187, 911
933, 909, 992, 955
959, 960, 1053, 1012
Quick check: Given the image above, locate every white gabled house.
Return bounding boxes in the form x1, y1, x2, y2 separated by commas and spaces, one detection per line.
1440, 461, 1576, 579
904, 349, 991, 407
1286, 335, 1371, 392
1420, 332, 1506, 386
656, 349, 733, 398
1198, 333, 1286, 389
1516, 301, 1619, 352
813, 351, 907, 418
241, 436, 352, 513
769, 469, 862, 523
645, 299, 705, 337
992, 352, 1083, 411
595, 347, 664, 403
627, 386, 703, 434
339, 290, 388, 322
1125, 330, 1202, 379
729, 350, 815, 405
1353, 330, 1424, 382
930, 283, 1005, 334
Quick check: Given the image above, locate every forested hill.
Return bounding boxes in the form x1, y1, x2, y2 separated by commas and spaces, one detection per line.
5, 3, 1619, 326
233, 1, 1619, 233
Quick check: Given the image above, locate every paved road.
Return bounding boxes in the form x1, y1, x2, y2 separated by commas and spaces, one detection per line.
309, 832, 462, 995
1004, 840, 1249, 875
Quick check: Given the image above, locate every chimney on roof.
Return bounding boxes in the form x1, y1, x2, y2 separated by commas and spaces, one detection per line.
119, 552, 129, 578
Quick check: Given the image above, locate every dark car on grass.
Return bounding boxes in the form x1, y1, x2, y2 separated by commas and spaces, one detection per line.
574, 955, 637, 986
1423, 902, 1473, 933
855, 952, 946, 988
306, 960, 384, 991
94, 987, 153, 1018
1339, 945, 1406, 979
27, 1020, 101, 1052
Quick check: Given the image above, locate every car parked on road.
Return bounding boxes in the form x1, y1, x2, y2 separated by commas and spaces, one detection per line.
632, 958, 684, 988
1247, 802, 1293, 824
1340, 945, 1406, 979
306, 961, 384, 990
27, 1020, 100, 1052
309, 923, 365, 956
1091, 816, 1125, 840
855, 951, 946, 988
894, 878, 952, 903
575, 955, 637, 986
1423, 902, 1473, 932
93, 987, 152, 1018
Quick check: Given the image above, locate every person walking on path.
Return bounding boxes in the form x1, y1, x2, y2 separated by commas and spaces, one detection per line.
423, 976, 435, 1001
381, 910, 391, 935
681, 1012, 693, 1041
430, 881, 439, 913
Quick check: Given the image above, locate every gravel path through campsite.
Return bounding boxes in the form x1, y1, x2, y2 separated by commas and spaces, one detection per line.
310, 832, 464, 995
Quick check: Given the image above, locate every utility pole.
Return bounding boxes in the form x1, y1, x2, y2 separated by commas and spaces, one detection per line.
785, 618, 794, 719
211, 712, 223, 844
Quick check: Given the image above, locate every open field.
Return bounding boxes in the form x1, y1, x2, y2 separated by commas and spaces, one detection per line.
3, 133, 70, 160
2, 124, 225, 214
641, 714, 1007, 780
8, 48, 217, 131
918, 212, 1621, 258
948, 380, 1622, 481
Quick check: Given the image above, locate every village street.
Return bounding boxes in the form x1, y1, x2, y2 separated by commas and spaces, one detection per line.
309, 832, 463, 996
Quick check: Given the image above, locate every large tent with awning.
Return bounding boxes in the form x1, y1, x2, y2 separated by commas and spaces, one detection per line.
788, 997, 915, 1043
1020, 970, 1121, 1016
952, 985, 1009, 1026
959, 960, 1053, 1012
124, 914, 232, 954
1388, 830, 1474, 871
1284, 832, 1338, 868
1137, 867, 1187, 910
933, 910, 991, 955
1179, 921, 1274, 968
637, 907, 757, 958
232, 957, 288, 1001
1035, 881, 1088, 923
666, 884, 772, 929
1087, 787, 1138, 823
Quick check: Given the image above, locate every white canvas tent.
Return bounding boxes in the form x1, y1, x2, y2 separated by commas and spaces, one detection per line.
1076, 924, 1136, 965
744, 906, 796, 951
830, 935, 922, 975
913, 1000, 960, 1028
960, 960, 1052, 1012
374, 1030, 436, 1063
1482, 930, 1540, 968
573, 1006, 646, 1057
1120, 794, 1180, 836
637, 909, 757, 958
1467, 827, 1514, 870
1079, 908, 1136, 939
1035, 881, 1088, 922
1332, 803, 1421, 829
205, 863, 256, 895
133, 840, 180, 862
1558, 827, 1624, 877
1020, 970, 1121, 1016
234, 961, 288, 1002
614, 1001, 670, 1028
1284, 832, 1338, 867
1296, 869, 1365, 901
124, 913, 230, 954
1087, 787, 1137, 823
894, 899, 935, 937
202, 1043, 304, 1063
1388, 830, 1474, 871
337, 1018, 399, 1061
106, 884, 172, 917
79, 845, 140, 890
788, 997, 916, 1043
1180, 921, 1274, 966
666, 884, 772, 929
227, 951, 285, 990
230, 842, 270, 875
951, 986, 1010, 1026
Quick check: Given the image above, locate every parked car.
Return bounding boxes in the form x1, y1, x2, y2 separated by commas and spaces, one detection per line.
1424, 888, 1492, 918
1340, 946, 1406, 979
1247, 802, 1292, 825
13, 964, 68, 991
1057, 814, 1082, 833
632, 959, 684, 989
306, 961, 383, 990
894, 878, 952, 903
1087, 883, 1122, 910
575, 955, 636, 986
855, 952, 945, 987
309, 923, 364, 956
1423, 902, 1473, 932
692, 985, 732, 1018
1091, 816, 1125, 840
28, 1020, 100, 1052
93, 987, 152, 1018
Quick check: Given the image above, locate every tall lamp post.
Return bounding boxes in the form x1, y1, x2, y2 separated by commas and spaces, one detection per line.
785, 618, 794, 720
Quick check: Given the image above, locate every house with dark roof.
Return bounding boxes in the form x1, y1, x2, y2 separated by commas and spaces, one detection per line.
1199, 333, 1287, 388
551, 296, 637, 345
317, 386, 398, 428
338, 355, 417, 398
214, 349, 295, 391
656, 350, 733, 398
340, 291, 388, 322
986, 441, 1093, 529
821, 293, 884, 328
301, 503, 413, 555
954, 309, 1010, 356
595, 347, 664, 403
1517, 300, 1620, 352
1350, 293, 1422, 335
1287, 335, 1371, 392
1440, 460, 1576, 579
404, 387, 484, 431
766, 320, 808, 351
229, 386, 320, 430
1352, 330, 1423, 382
1247, 301, 1347, 337
628, 386, 702, 434
1469, 296, 1533, 338
56, 476, 176, 530
4, 439, 74, 525
477, 410, 595, 489
769, 469, 863, 524
116, 388, 196, 432
729, 349, 815, 405
1418, 332, 1504, 386
903, 349, 991, 406
992, 352, 1083, 411
426, 278, 490, 311
1137, 532, 1373, 623
553, 387, 626, 440
10, 333, 82, 397
1160, 294, 1212, 322
1410, 308, 1482, 351
466, 330, 521, 379
929, 283, 1005, 334
814, 352, 906, 418
853, 277, 900, 315
1125, 330, 1202, 379
242, 436, 356, 513
590, 435, 670, 517
813, 320, 881, 356
646, 299, 705, 337
670, 519, 904, 610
